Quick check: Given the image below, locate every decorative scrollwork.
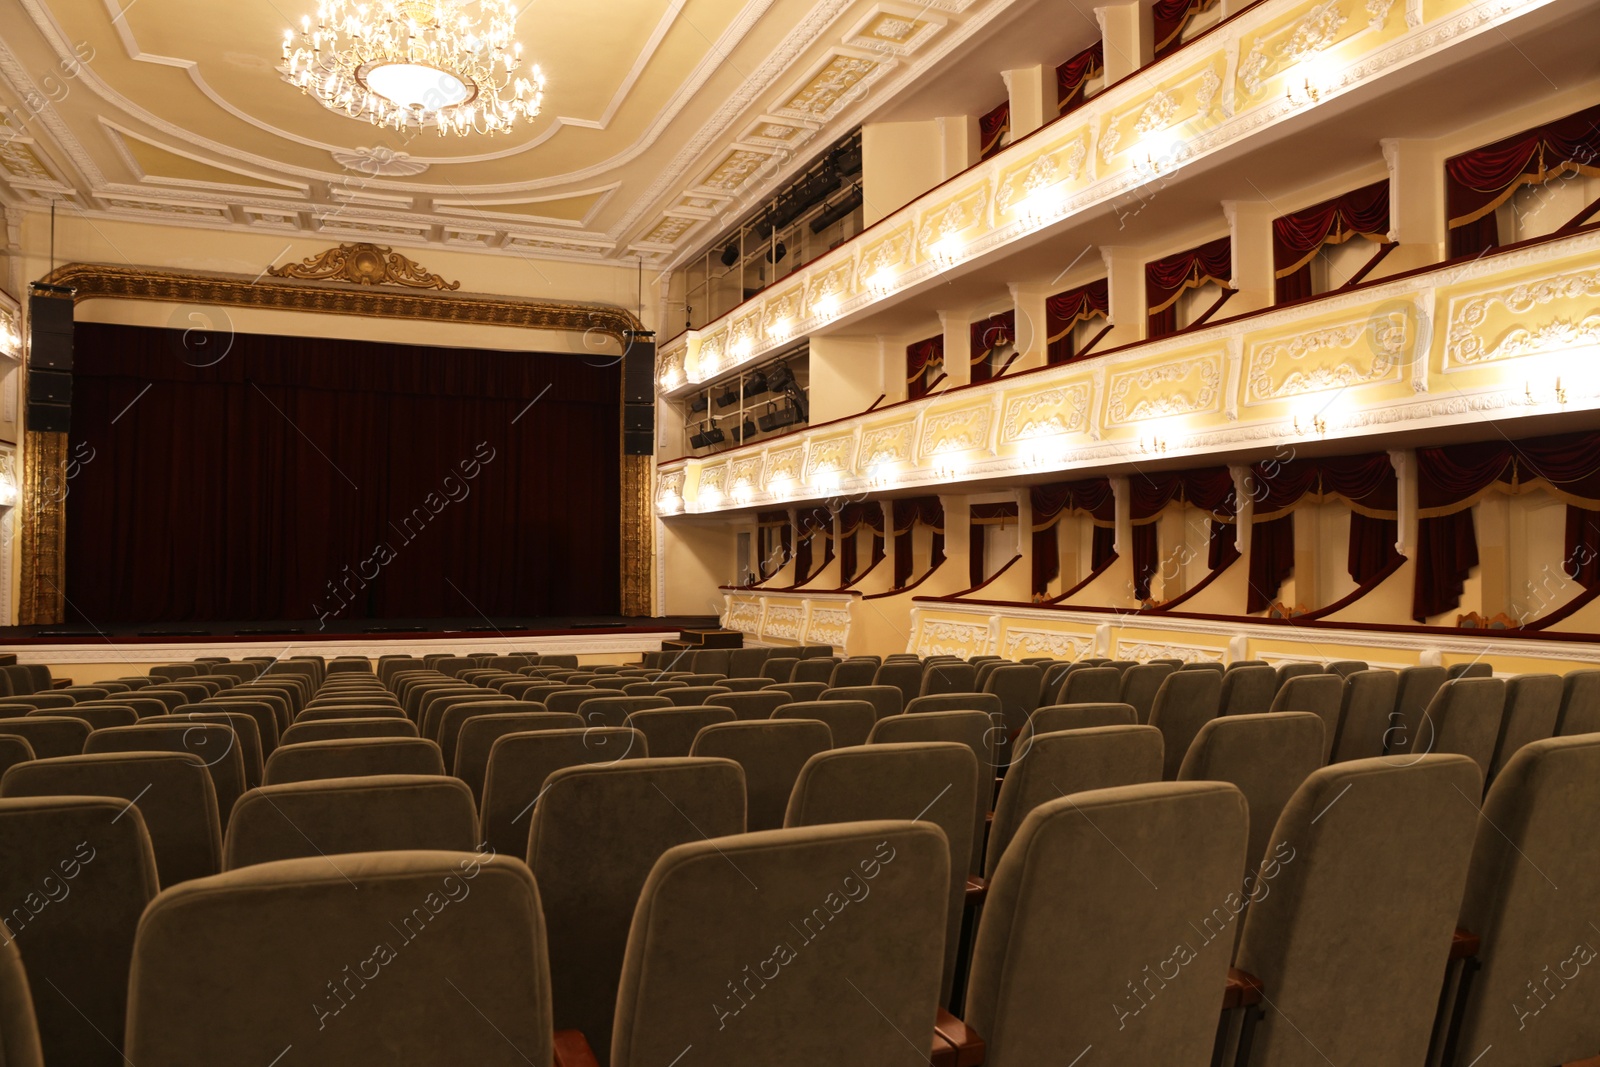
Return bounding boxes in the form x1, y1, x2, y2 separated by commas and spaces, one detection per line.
267, 243, 461, 291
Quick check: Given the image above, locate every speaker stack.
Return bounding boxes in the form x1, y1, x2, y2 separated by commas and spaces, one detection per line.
26, 284, 74, 433
622, 329, 656, 457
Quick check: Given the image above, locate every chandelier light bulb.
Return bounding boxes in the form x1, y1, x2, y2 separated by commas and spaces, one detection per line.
280, 0, 545, 137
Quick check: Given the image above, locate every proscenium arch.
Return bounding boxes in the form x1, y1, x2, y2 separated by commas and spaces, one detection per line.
18, 260, 652, 624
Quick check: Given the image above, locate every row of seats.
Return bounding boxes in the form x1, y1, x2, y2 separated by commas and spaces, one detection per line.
0, 649, 1597, 1065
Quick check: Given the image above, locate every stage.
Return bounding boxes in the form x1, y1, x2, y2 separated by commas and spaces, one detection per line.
0, 615, 723, 684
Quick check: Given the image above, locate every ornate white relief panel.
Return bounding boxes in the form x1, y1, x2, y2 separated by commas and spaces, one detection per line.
1000, 383, 1093, 442
1105, 354, 1224, 425
919, 402, 995, 456
1244, 307, 1409, 403
1443, 263, 1600, 369
1001, 627, 1092, 660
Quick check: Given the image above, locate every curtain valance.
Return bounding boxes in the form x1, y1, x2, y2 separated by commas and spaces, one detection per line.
1146, 236, 1231, 317
1272, 180, 1391, 279
1250, 453, 1398, 520
980, 100, 1010, 160
1056, 42, 1103, 114
1446, 103, 1600, 229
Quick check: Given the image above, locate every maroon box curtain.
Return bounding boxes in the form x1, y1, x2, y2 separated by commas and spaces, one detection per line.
791, 507, 834, 585
1046, 279, 1109, 365
1272, 179, 1391, 303
1446, 102, 1600, 258
64, 323, 621, 624
1153, 0, 1217, 58
1414, 431, 1600, 620
1566, 506, 1600, 589
892, 496, 945, 588
1146, 236, 1231, 339
980, 99, 1010, 160
907, 335, 944, 400
1030, 478, 1115, 596
756, 511, 793, 582
1056, 41, 1103, 115
969, 502, 1018, 586
1128, 466, 1240, 602
1246, 453, 1399, 613
970, 310, 1015, 384
838, 501, 885, 584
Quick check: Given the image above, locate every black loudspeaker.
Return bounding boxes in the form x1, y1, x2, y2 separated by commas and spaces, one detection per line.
27, 369, 72, 405
623, 400, 654, 456
622, 331, 656, 404
26, 403, 70, 433
28, 294, 74, 370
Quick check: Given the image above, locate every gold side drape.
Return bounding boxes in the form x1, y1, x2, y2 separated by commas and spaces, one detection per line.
620, 454, 654, 616
20, 431, 67, 625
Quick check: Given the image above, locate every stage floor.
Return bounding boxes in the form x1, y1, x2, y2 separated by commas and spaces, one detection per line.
0, 615, 721, 644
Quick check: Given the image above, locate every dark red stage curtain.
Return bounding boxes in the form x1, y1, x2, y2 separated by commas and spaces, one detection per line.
970, 310, 1015, 384
64, 322, 621, 625
980, 99, 1010, 160
907, 335, 943, 400
1445, 102, 1600, 258
757, 511, 793, 581
1272, 179, 1390, 303
1565, 506, 1600, 589
1056, 42, 1103, 115
1091, 526, 1117, 571
1046, 279, 1109, 365
838, 501, 884, 583
1349, 513, 1401, 585
1147, 236, 1231, 339
792, 507, 833, 584
1247, 515, 1296, 613
1413, 512, 1479, 622
970, 502, 1017, 586
1153, 0, 1217, 59
1129, 466, 1239, 586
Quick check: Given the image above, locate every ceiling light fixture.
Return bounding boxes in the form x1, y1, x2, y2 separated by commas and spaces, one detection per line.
281, 0, 545, 136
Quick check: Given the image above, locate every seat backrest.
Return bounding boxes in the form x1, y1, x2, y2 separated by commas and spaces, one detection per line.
1235, 754, 1482, 1066
420, 691, 512, 740
0, 665, 34, 695
689, 648, 733, 676
1218, 664, 1277, 715
987, 725, 1163, 876
0, 796, 159, 1067
262, 737, 445, 786
665, 685, 734, 707
126, 849, 551, 1064
873, 660, 924, 706
1491, 673, 1561, 780
620, 680, 684, 697
983, 664, 1044, 739
1331, 668, 1399, 763
481, 726, 647, 857
1148, 669, 1223, 779
820, 684, 903, 720
1017, 704, 1137, 756
224, 774, 478, 869
610, 821, 948, 1067
0, 715, 91, 758
1556, 668, 1600, 735
453, 711, 586, 800
624, 707, 736, 758
1389, 665, 1449, 754
0, 935, 44, 1067
29, 704, 134, 730
966, 782, 1248, 1067
1060, 666, 1122, 705
296, 704, 407, 722
1447, 661, 1493, 679
197, 698, 280, 754
705, 690, 792, 721
759, 656, 798, 682
280, 717, 420, 745
1326, 659, 1368, 678
431, 700, 544, 771
791, 657, 838, 684
726, 647, 771, 678
152, 710, 264, 790
530, 758, 745, 1060
689, 719, 834, 831
829, 659, 879, 688
85, 722, 246, 820
1417, 677, 1507, 777
774, 699, 875, 747
433, 656, 477, 678
1453, 735, 1600, 1065
920, 660, 978, 696
904, 692, 1003, 717
1274, 661, 1323, 689
1269, 673, 1344, 761
0, 734, 34, 779
760, 681, 828, 705
868, 709, 996, 875
1, 751, 221, 888
1118, 663, 1178, 723
783, 741, 978, 1002
578, 694, 675, 728
1177, 712, 1325, 875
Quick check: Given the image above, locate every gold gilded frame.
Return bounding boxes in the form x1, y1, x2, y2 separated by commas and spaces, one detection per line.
20, 259, 654, 623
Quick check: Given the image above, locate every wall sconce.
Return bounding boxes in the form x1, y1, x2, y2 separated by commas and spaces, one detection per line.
1139, 435, 1169, 455
732, 337, 753, 361
699, 485, 723, 509
0, 468, 16, 507
1285, 54, 1335, 107
768, 475, 794, 499
932, 451, 967, 481
769, 318, 793, 342
869, 461, 896, 489
732, 480, 754, 505
0, 318, 19, 359
1525, 377, 1569, 406
1019, 185, 1066, 226
1021, 436, 1067, 469
813, 292, 840, 320
812, 467, 841, 494
929, 236, 962, 268
868, 268, 896, 297
660, 365, 684, 389
656, 489, 683, 514
1293, 413, 1327, 436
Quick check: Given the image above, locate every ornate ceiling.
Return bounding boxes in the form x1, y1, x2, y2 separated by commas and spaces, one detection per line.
0, 0, 1021, 266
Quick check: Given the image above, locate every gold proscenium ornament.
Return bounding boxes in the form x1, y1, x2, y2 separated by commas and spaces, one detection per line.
266, 243, 461, 291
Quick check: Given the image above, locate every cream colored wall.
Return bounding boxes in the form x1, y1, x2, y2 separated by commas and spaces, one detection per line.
660, 519, 737, 617
808, 336, 888, 423
862, 121, 947, 227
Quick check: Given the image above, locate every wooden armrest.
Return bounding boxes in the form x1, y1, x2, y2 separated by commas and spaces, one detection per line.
553, 1029, 601, 1067
52, 679, 72, 689
984, 810, 994, 826
1223, 967, 1264, 1010
965, 876, 987, 906
930, 1009, 986, 1067
1451, 926, 1480, 961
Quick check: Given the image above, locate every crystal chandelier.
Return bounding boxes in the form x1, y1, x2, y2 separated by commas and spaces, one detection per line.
281, 0, 545, 136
